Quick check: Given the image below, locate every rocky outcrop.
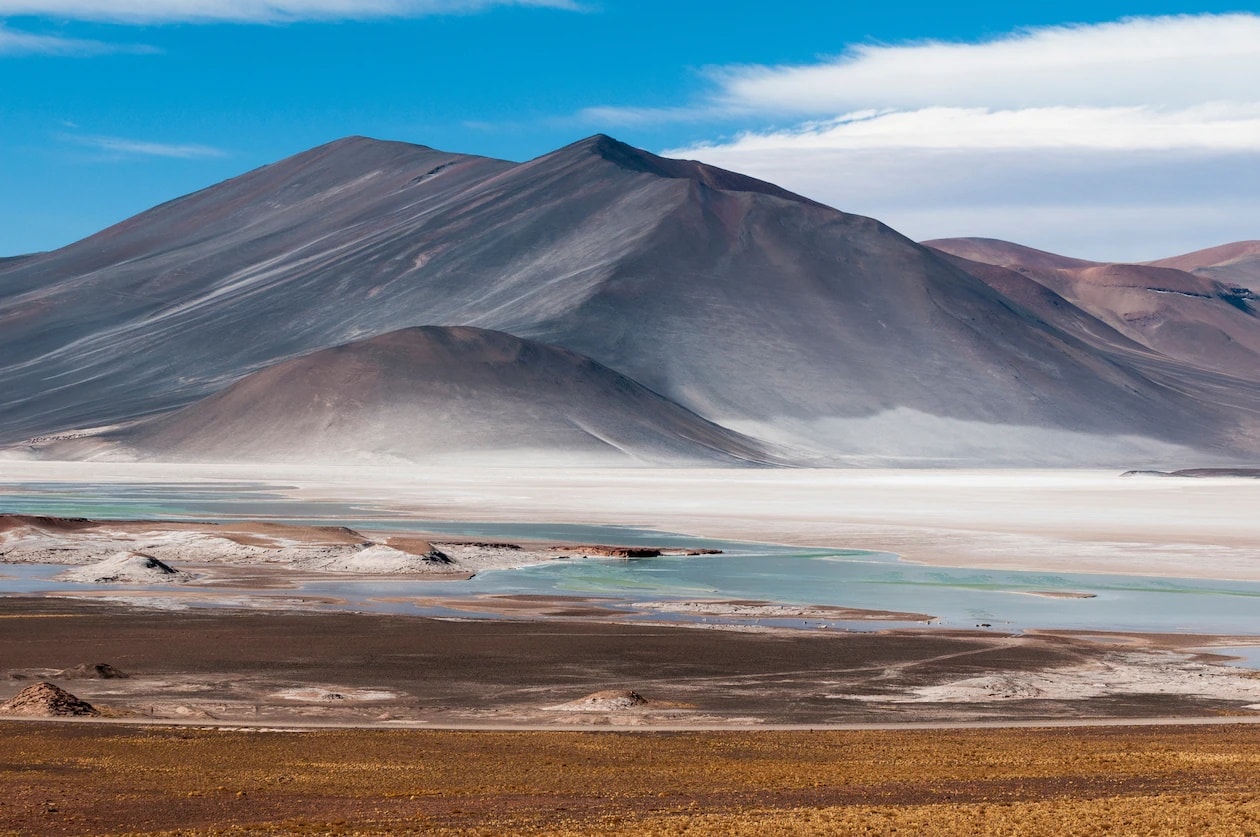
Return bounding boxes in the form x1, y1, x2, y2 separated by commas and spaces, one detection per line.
0, 682, 98, 717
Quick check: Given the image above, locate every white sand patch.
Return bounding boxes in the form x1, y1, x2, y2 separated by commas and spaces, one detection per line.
308, 544, 447, 574
634, 599, 931, 622
48, 593, 193, 610
57, 552, 192, 584
863, 652, 1260, 704
2, 527, 354, 568
2, 515, 577, 577
273, 687, 398, 702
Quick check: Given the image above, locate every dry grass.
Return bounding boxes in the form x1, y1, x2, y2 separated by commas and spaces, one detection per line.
3, 722, 1260, 835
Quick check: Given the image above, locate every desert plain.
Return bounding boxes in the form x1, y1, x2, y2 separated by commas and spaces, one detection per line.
2, 461, 1260, 833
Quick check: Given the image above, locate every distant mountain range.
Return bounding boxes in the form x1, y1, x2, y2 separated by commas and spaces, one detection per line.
2, 135, 1258, 466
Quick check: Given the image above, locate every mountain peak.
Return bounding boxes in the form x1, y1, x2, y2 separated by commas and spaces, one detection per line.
314, 134, 439, 154
550, 134, 829, 208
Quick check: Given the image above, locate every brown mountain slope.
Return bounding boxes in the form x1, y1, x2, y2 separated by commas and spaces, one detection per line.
1148, 241, 1260, 290
926, 237, 1260, 387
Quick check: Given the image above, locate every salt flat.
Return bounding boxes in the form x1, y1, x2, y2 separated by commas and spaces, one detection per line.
3, 460, 1258, 581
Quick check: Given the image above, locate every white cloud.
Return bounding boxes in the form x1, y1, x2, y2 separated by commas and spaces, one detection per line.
66, 133, 228, 158
0, 0, 578, 23
713, 14, 1260, 114
691, 105, 1260, 153
643, 14, 1260, 259
665, 144, 1260, 261
0, 23, 152, 54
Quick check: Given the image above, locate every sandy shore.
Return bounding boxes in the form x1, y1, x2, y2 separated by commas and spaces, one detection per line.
3, 461, 1259, 581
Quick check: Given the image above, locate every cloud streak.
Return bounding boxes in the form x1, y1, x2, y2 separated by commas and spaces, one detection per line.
683, 104, 1260, 154
0, 0, 579, 24
0, 23, 153, 54
65, 133, 228, 159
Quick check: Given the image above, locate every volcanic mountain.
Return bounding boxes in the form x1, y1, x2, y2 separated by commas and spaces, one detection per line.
3, 135, 1259, 465
926, 238, 1260, 387
46, 326, 778, 466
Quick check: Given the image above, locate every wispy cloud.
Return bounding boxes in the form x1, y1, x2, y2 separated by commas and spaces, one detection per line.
0, 0, 580, 24
639, 14, 1260, 260
0, 23, 153, 55
64, 133, 228, 159
577, 103, 733, 127
682, 104, 1260, 154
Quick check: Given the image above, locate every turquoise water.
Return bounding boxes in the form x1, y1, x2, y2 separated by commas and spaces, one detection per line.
3, 481, 1260, 635
0, 481, 360, 521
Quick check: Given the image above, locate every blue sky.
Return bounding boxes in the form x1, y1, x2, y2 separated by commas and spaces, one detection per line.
2, 0, 1257, 259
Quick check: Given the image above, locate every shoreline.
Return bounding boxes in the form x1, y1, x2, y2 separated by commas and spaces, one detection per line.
5, 461, 1260, 581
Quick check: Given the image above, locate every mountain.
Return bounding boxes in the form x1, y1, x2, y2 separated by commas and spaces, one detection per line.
919, 238, 1098, 273
3, 135, 1259, 465
1147, 241, 1260, 290
926, 237, 1260, 387
36, 327, 778, 466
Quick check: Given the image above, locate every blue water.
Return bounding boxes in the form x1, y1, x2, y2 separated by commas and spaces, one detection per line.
3, 481, 1260, 635
1204, 646, 1260, 669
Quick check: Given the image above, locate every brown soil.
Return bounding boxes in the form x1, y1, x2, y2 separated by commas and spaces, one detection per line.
0, 514, 99, 534
380, 535, 442, 557
56, 663, 128, 680
1, 723, 1259, 835
0, 597, 1254, 727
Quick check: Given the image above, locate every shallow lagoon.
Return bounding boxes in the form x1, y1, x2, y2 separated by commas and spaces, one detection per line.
3, 480, 1259, 636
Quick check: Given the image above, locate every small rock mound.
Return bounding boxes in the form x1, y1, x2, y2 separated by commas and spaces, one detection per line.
0, 682, 99, 717
311, 544, 453, 573
57, 552, 190, 584
550, 689, 650, 712
57, 663, 129, 680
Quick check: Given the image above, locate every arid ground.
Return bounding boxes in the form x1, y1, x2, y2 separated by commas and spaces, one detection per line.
4, 464, 1260, 833
2, 597, 1258, 726
3, 722, 1260, 835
